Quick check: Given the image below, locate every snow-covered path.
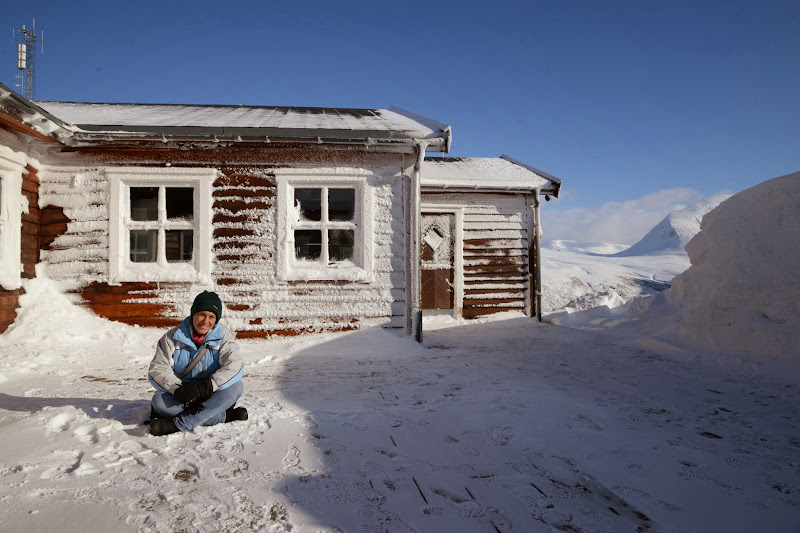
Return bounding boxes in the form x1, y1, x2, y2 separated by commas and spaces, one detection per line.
1, 316, 798, 532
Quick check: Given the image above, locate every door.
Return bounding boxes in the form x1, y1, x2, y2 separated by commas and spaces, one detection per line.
421, 213, 455, 310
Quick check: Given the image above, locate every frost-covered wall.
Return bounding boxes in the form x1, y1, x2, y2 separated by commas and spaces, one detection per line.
421, 191, 532, 318
0, 129, 41, 331
39, 167, 109, 289
37, 151, 411, 336
211, 165, 408, 335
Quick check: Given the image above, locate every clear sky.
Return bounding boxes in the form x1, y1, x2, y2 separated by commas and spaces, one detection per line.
3, 0, 798, 244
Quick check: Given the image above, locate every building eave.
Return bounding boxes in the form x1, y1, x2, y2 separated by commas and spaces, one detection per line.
0, 82, 74, 143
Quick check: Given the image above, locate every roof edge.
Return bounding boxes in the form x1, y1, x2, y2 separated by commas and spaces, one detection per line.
388, 106, 451, 152
0, 82, 74, 143
500, 154, 562, 197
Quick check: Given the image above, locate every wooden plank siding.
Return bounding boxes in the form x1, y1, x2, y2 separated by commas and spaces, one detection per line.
37, 154, 409, 336
422, 192, 533, 319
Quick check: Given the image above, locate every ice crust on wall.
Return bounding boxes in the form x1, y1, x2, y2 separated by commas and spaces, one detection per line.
35, 163, 408, 333
664, 172, 800, 357
616, 192, 732, 256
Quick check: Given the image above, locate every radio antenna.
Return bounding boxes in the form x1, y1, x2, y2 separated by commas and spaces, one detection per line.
13, 19, 43, 100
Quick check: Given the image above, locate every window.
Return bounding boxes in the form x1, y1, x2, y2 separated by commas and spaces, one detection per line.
293, 187, 356, 263
276, 172, 373, 282
127, 186, 194, 263
108, 168, 214, 285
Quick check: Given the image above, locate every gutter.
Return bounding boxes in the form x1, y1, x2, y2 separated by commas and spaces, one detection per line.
420, 184, 560, 195
531, 192, 543, 321
64, 129, 449, 153
408, 140, 428, 343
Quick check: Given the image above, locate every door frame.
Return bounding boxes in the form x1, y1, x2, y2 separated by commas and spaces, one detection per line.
420, 205, 464, 319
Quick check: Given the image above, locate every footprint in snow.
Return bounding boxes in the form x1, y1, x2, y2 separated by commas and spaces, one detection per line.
463, 425, 517, 446
443, 434, 480, 456
282, 443, 305, 474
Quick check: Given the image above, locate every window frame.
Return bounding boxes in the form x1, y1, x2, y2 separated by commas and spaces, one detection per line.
0, 150, 26, 290
276, 170, 374, 283
107, 167, 214, 285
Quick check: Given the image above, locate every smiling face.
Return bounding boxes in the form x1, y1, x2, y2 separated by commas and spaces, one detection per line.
192, 310, 217, 336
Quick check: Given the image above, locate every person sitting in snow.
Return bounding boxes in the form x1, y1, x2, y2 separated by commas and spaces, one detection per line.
147, 290, 247, 436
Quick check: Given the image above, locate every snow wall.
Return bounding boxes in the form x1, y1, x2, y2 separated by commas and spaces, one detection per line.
666, 171, 800, 357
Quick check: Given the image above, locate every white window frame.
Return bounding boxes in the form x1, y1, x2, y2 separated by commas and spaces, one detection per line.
107, 167, 214, 285
276, 170, 374, 283
0, 150, 26, 290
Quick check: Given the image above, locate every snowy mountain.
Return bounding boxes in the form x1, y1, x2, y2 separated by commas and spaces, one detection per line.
615, 192, 732, 256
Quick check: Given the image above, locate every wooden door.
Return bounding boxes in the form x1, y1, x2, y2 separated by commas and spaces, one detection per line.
421, 213, 455, 310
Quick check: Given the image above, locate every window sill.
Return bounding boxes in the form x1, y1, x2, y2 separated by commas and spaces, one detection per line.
278, 265, 372, 283
114, 263, 210, 284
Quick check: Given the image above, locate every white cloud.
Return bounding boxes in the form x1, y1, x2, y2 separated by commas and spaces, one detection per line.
541, 188, 704, 245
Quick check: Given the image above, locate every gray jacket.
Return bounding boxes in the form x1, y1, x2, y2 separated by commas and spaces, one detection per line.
148, 317, 244, 395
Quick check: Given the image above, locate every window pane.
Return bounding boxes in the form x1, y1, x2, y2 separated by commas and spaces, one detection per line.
130, 230, 157, 262
328, 229, 354, 262
166, 230, 193, 262
130, 187, 158, 221
329, 189, 355, 221
294, 230, 322, 260
295, 188, 321, 221
166, 187, 194, 220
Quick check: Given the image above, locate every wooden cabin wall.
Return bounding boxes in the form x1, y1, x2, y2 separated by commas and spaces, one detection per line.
38, 152, 409, 336
216, 169, 407, 337
422, 191, 531, 318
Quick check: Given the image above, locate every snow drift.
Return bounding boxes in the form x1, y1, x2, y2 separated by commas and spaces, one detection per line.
615, 192, 731, 256
664, 171, 800, 357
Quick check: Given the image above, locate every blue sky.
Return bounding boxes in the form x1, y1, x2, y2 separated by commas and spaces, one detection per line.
3, 1, 798, 243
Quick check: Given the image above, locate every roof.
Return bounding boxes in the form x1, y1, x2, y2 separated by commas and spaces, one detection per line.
422, 155, 561, 197
30, 100, 451, 151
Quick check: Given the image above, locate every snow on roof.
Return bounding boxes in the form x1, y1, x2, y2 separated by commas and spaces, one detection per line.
32, 101, 450, 146
422, 155, 561, 196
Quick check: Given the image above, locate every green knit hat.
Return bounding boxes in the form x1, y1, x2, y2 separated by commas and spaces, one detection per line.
191, 291, 223, 322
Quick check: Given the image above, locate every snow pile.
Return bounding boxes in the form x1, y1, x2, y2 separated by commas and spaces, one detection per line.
0, 268, 158, 380
664, 172, 800, 357
615, 192, 732, 256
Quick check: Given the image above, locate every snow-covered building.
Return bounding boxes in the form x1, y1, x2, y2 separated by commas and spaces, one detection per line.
0, 82, 560, 339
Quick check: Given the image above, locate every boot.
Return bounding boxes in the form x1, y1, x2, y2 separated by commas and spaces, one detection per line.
225, 406, 248, 423
147, 406, 163, 424
150, 417, 180, 436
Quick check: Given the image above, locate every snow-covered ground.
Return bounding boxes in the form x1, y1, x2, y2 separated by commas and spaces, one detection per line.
538, 188, 732, 315
0, 175, 798, 532
540, 242, 689, 314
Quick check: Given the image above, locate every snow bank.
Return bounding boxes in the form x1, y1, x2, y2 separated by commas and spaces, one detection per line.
664, 172, 800, 357
0, 268, 159, 379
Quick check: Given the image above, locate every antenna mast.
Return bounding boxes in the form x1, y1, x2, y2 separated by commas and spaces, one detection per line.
14, 19, 43, 100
